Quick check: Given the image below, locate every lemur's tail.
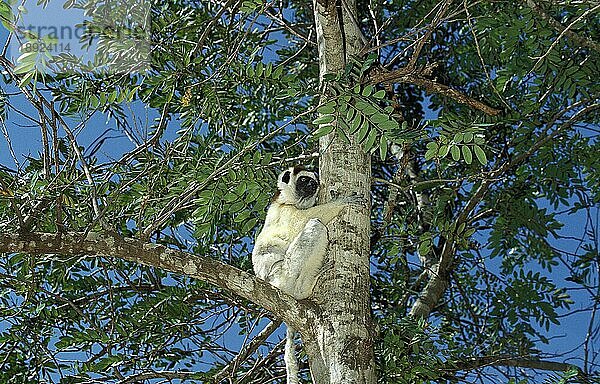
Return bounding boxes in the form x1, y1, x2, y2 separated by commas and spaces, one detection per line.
284, 326, 299, 384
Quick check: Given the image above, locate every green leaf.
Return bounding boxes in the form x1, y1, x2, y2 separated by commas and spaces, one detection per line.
473, 144, 488, 165
338, 118, 350, 133
0, 0, 13, 24
241, 218, 257, 234
346, 106, 356, 121
272, 65, 283, 79
312, 124, 334, 139
438, 145, 449, 158
13, 60, 36, 75
18, 70, 35, 87
350, 113, 362, 133
425, 142, 439, 160
55, 336, 74, 350
252, 151, 261, 164
313, 114, 335, 125
425, 148, 437, 160
338, 100, 349, 113
379, 135, 388, 160
363, 129, 377, 152
355, 100, 378, 115
418, 239, 432, 255
426, 141, 439, 151
92, 355, 123, 371
336, 125, 351, 144
317, 102, 336, 115
240, 0, 260, 13
17, 50, 38, 63
373, 89, 386, 99
234, 210, 251, 223
230, 201, 245, 213
356, 119, 369, 142
371, 112, 389, 126
379, 119, 399, 131
462, 145, 472, 164
450, 145, 460, 161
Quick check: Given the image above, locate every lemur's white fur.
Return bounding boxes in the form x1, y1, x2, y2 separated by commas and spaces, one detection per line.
252, 166, 356, 384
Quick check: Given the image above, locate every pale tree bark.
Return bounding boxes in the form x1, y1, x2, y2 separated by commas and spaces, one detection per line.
0, 232, 308, 331
306, 1, 376, 383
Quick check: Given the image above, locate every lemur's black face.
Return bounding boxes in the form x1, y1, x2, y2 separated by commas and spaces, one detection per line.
276, 166, 319, 209
296, 175, 318, 198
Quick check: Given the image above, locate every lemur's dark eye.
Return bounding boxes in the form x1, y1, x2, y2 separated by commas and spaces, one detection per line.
281, 171, 291, 184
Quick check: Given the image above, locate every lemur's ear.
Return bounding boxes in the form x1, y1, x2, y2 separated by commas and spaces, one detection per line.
292, 165, 306, 175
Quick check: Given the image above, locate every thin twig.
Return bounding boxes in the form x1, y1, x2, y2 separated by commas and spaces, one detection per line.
0, 121, 19, 170
526, 0, 600, 55
463, 0, 511, 110
530, 3, 600, 73
0, 55, 103, 221
213, 319, 283, 383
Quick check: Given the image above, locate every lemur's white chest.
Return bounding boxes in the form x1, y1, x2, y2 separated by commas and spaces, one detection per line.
256, 204, 310, 245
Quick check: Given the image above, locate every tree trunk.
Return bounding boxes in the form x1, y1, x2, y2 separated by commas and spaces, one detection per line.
308, 1, 376, 383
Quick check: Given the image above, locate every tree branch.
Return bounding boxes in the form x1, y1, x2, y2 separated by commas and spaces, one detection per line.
119, 370, 197, 384
453, 355, 581, 374
526, 0, 600, 55
405, 1, 452, 70
410, 103, 600, 319
0, 231, 307, 330
368, 67, 502, 116
529, 3, 600, 73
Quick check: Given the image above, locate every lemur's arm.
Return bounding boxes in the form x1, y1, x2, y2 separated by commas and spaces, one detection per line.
303, 195, 363, 224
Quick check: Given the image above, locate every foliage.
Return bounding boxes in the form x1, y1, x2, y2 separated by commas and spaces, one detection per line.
0, 0, 598, 383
